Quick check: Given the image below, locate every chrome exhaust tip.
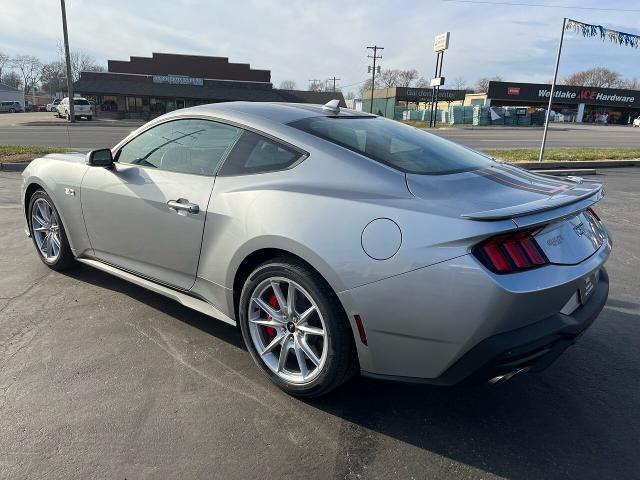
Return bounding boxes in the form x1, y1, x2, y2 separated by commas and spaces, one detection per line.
488, 367, 531, 385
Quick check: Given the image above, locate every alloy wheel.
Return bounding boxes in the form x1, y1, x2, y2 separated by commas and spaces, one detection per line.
31, 198, 62, 263
248, 277, 328, 384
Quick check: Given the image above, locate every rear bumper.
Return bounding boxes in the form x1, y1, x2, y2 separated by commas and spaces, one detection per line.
438, 267, 608, 385
364, 267, 609, 386
340, 235, 611, 381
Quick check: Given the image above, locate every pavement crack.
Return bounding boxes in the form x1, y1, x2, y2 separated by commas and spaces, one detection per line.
123, 319, 277, 411
0, 271, 52, 311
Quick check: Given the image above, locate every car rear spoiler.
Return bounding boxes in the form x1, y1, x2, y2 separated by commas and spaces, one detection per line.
461, 182, 603, 221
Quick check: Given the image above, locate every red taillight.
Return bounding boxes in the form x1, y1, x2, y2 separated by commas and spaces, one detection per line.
474, 229, 549, 273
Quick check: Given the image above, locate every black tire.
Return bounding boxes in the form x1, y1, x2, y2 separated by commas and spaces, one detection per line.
239, 256, 358, 398
87, 116, 92, 121
28, 190, 76, 271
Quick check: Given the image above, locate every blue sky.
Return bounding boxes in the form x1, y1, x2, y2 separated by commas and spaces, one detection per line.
2, 0, 639, 93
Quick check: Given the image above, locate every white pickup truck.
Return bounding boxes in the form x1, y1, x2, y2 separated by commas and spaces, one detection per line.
56, 97, 93, 121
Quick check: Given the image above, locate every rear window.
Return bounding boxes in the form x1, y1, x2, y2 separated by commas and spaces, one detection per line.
73, 99, 90, 105
289, 116, 493, 175
218, 130, 302, 176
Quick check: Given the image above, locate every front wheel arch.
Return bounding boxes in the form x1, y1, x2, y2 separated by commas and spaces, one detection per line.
24, 182, 45, 222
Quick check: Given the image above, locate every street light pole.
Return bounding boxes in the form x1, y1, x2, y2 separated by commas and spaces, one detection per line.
539, 17, 567, 162
60, 0, 75, 122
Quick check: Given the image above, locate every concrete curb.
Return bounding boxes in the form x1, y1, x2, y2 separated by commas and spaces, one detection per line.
516, 160, 640, 170
0, 162, 29, 172
21, 121, 144, 128
530, 168, 598, 176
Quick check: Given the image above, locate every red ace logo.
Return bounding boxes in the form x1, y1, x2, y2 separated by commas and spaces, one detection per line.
578, 89, 597, 100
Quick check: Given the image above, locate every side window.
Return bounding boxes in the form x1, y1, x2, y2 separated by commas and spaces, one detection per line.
117, 119, 241, 176
218, 130, 302, 176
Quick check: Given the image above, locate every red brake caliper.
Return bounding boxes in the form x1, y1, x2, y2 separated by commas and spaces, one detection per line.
264, 293, 279, 339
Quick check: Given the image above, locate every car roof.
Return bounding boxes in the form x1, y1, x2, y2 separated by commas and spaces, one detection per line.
175, 101, 375, 126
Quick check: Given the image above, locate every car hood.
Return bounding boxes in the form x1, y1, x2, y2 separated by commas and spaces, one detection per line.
44, 152, 87, 164
406, 162, 602, 221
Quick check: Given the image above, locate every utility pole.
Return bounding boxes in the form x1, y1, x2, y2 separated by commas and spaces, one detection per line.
328, 76, 341, 92
308, 79, 321, 91
60, 0, 75, 122
366, 45, 383, 113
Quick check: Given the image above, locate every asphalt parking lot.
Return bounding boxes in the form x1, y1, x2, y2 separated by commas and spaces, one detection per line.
1, 168, 639, 479
0, 112, 639, 150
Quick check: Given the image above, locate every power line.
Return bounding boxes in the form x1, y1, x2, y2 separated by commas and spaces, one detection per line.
340, 78, 368, 88
441, 0, 640, 12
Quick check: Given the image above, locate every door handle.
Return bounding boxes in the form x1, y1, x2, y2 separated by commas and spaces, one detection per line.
167, 198, 199, 214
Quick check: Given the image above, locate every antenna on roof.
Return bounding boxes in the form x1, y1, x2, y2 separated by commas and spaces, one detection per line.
322, 99, 340, 114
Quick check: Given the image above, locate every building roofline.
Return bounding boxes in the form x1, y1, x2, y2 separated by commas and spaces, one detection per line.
0, 82, 22, 92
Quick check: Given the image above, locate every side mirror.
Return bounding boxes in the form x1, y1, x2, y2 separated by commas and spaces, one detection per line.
86, 148, 114, 167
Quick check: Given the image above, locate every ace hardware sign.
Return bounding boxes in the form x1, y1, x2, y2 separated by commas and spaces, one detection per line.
488, 81, 640, 108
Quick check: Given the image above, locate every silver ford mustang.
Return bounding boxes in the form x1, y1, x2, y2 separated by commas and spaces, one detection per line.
21, 101, 611, 397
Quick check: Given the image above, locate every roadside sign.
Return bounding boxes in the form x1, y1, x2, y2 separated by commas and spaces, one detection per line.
430, 77, 445, 87
433, 32, 450, 52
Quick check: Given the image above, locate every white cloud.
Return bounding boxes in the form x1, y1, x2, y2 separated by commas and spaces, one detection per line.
1, 0, 638, 93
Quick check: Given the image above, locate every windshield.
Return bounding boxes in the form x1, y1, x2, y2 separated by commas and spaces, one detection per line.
289, 116, 494, 175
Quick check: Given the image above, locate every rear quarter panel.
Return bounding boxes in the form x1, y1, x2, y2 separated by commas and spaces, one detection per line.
193, 141, 518, 320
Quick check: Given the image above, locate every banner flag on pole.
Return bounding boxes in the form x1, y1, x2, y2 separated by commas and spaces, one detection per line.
566, 19, 640, 48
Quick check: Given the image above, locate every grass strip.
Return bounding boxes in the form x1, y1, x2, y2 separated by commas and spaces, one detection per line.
482, 148, 640, 162
0, 145, 68, 163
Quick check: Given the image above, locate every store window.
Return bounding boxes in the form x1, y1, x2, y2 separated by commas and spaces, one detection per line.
150, 98, 167, 114
101, 95, 118, 112
126, 96, 143, 113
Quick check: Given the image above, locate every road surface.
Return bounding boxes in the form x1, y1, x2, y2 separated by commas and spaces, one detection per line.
0, 168, 638, 479
1, 122, 639, 150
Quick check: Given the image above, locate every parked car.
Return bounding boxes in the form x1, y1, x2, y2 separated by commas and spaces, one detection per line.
46, 99, 61, 112
0, 101, 23, 113
56, 97, 92, 120
633, 116, 640, 127
20, 101, 611, 397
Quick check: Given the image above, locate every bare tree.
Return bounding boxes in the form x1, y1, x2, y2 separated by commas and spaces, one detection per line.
359, 77, 380, 97
41, 61, 67, 94
11, 55, 42, 104
396, 69, 418, 87
278, 79, 297, 90
623, 77, 640, 90
1, 70, 22, 89
57, 45, 104, 82
0, 51, 9, 78
564, 67, 623, 88
378, 69, 400, 88
308, 79, 325, 91
451, 76, 468, 90
475, 76, 502, 93
415, 77, 430, 88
